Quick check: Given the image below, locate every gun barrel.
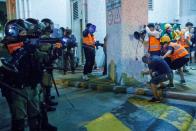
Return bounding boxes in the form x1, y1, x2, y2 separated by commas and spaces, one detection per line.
39, 38, 61, 44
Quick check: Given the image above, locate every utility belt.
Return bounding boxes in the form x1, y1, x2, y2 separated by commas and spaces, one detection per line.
152, 71, 173, 78
63, 47, 75, 52
82, 43, 95, 50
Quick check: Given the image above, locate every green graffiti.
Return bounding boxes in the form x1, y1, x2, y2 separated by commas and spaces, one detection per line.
108, 60, 117, 83
121, 73, 141, 86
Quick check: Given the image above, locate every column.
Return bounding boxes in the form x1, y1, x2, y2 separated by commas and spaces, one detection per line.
106, 0, 148, 83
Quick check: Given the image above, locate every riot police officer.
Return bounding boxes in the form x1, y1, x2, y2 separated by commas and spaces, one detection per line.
0, 18, 57, 131
39, 18, 58, 112
62, 28, 77, 74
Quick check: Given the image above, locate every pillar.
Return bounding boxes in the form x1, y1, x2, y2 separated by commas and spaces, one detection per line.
106, 0, 148, 83
6, 0, 16, 20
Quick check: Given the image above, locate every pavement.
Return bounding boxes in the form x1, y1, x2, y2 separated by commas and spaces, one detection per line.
1, 64, 196, 130
51, 68, 196, 131
84, 96, 196, 131
171, 63, 196, 93
53, 64, 196, 101
1, 87, 196, 131
0, 87, 129, 131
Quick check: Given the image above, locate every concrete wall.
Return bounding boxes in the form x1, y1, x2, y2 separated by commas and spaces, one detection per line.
121, 0, 148, 81
106, 0, 148, 83
16, 0, 71, 28
87, 0, 106, 67
148, 0, 179, 23
87, 0, 106, 43
180, 0, 196, 26
29, 0, 71, 27
148, 0, 196, 26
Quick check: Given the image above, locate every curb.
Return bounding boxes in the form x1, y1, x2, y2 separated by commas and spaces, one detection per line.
55, 79, 196, 102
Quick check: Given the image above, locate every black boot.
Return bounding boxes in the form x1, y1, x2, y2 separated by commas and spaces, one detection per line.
12, 119, 25, 131
48, 100, 58, 106
50, 96, 55, 100
28, 116, 41, 131
40, 105, 57, 131
45, 104, 56, 112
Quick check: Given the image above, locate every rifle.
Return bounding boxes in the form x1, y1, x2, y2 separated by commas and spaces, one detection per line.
38, 38, 61, 44
51, 71, 60, 97
0, 80, 40, 112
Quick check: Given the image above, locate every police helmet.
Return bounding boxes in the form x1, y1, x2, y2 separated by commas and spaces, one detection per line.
4, 19, 28, 37
41, 18, 54, 33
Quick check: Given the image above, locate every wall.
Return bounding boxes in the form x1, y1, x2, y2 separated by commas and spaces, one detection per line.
148, 0, 179, 23
87, 0, 106, 67
87, 0, 106, 43
106, 0, 148, 83
16, 0, 71, 28
180, 0, 196, 26
6, 0, 16, 20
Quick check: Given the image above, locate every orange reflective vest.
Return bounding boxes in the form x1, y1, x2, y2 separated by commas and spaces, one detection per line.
83, 34, 95, 47
168, 42, 188, 61
55, 42, 62, 48
148, 36, 161, 52
178, 31, 191, 48
7, 42, 24, 54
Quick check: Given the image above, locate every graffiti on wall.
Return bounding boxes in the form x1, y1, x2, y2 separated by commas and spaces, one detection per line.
106, 0, 121, 25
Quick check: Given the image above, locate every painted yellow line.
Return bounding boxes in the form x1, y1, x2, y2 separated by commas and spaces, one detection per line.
129, 98, 193, 131
85, 113, 131, 131
189, 119, 196, 131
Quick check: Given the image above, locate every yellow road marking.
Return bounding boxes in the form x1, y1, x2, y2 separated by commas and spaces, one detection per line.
189, 119, 196, 131
129, 98, 193, 131
85, 113, 131, 131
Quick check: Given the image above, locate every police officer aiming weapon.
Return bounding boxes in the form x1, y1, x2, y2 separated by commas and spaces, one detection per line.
0, 18, 58, 131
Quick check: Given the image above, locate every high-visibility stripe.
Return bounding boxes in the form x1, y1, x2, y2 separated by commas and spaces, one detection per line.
128, 97, 193, 131
85, 113, 131, 131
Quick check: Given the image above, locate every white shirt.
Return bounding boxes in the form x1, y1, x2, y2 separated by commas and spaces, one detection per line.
144, 27, 160, 42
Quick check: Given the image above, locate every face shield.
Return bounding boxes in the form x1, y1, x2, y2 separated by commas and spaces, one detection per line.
88, 25, 96, 34
4, 19, 27, 37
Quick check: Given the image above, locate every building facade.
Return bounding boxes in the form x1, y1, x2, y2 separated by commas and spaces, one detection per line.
4, 0, 196, 83
148, 0, 196, 26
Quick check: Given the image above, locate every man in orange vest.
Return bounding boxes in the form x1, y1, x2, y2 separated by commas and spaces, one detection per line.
82, 23, 96, 80
144, 23, 161, 56
161, 36, 189, 84
178, 22, 193, 72
182, 22, 193, 48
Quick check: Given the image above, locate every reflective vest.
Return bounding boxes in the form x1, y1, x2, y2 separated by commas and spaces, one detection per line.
55, 42, 62, 48
168, 42, 188, 61
178, 31, 191, 48
7, 42, 24, 54
148, 36, 161, 52
83, 34, 95, 47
